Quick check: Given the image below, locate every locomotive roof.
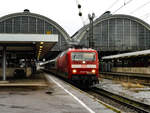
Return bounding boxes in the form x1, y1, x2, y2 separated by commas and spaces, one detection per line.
68, 48, 96, 51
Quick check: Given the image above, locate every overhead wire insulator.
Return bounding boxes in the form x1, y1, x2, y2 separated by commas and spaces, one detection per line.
78, 4, 81, 9
76, 0, 85, 26
79, 12, 82, 16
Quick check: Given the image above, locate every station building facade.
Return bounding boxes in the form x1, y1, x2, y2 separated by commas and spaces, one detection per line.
72, 12, 150, 56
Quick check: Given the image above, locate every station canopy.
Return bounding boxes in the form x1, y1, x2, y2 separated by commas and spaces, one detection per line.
102, 49, 150, 60
0, 34, 58, 59
0, 9, 70, 60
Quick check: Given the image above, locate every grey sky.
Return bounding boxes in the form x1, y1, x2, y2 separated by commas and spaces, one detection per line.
0, 0, 150, 36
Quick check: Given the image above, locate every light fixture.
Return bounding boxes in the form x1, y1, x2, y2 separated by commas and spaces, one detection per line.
40, 42, 44, 45
40, 46, 43, 49
82, 61, 85, 64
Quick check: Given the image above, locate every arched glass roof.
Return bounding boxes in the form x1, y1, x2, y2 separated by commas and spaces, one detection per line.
0, 10, 71, 51
72, 13, 150, 51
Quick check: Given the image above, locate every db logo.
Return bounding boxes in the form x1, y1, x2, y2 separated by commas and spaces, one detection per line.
81, 64, 87, 68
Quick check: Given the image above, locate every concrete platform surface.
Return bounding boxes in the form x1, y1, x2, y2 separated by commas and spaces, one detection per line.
45, 73, 117, 113
96, 78, 150, 105
0, 72, 117, 113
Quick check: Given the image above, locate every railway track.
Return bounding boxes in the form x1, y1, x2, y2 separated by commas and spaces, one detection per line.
100, 72, 150, 86
90, 87, 150, 113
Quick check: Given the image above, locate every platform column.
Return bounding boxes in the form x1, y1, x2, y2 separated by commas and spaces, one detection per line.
2, 46, 6, 81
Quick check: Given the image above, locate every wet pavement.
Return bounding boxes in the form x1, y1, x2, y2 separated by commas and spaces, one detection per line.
96, 78, 150, 105
0, 72, 117, 113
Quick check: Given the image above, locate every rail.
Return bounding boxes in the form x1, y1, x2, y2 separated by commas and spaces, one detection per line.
91, 87, 150, 113
100, 72, 150, 78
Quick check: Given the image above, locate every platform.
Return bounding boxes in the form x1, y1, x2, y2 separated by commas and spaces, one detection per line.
0, 72, 118, 113
0, 72, 48, 87
44, 73, 118, 113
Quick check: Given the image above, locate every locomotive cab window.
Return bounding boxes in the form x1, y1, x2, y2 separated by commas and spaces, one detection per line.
71, 52, 96, 61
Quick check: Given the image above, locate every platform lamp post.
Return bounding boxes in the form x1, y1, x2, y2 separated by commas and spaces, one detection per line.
88, 13, 95, 48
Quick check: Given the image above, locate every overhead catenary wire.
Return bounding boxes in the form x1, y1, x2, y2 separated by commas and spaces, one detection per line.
141, 12, 150, 18
113, 0, 134, 13
105, 0, 120, 11
141, 12, 150, 20
75, 0, 98, 25
130, 1, 150, 14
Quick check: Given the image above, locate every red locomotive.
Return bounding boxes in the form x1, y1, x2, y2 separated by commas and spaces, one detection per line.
45, 48, 99, 87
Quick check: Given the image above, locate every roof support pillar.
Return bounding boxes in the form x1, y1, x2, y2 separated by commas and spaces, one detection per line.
2, 46, 6, 81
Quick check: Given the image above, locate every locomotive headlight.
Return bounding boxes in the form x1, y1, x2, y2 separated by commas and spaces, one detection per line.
92, 69, 96, 74
82, 61, 85, 64
72, 69, 77, 73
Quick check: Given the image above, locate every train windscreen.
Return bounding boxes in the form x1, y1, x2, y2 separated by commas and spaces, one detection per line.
71, 52, 96, 61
